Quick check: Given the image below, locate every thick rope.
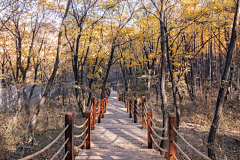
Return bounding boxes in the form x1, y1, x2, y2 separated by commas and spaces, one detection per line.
74, 119, 88, 129
20, 125, 69, 160
150, 126, 168, 141
172, 141, 191, 160
136, 115, 142, 119
50, 138, 69, 160
77, 134, 88, 148
172, 153, 178, 160
150, 134, 168, 152
74, 126, 88, 138
150, 118, 167, 131
62, 151, 69, 160
172, 127, 211, 160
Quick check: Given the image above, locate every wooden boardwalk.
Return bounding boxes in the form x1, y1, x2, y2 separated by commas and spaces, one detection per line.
76, 89, 166, 160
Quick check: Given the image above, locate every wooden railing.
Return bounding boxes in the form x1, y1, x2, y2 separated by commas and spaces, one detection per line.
20, 88, 111, 160
113, 84, 210, 160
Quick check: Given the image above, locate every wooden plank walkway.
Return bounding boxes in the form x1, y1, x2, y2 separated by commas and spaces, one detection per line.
76, 89, 166, 160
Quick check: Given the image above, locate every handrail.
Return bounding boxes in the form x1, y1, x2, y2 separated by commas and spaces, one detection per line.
123, 91, 211, 160
172, 127, 211, 160
150, 117, 167, 131
18, 88, 112, 160
172, 154, 178, 160
150, 126, 168, 140
62, 151, 69, 160
172, 141, 191, 160
77, 134, 88, 148
74, 126, 88, 138
74, 119, 88, 129
20, 125, 69, 160
50, 138, 69, 160
150, 133, 168, 152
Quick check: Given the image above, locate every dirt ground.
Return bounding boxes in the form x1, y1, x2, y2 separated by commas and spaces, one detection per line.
0, 90, 87, 159
1, 85, 239, 160
134, 86, 240, 160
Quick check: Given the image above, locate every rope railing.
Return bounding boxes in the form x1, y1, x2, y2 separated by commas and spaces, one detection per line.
122, 94, 169, 155
50, 138, 69, 160
172, 141, 191, 160
62, 151, 69, 160
150, 117, 167, 131
20, 125, 69, 160
118, 87, 213, 160
74, 119, 88, 129
77, 134, 88, 148
150, 134, 168, 152
150, 126, 168, 141
74, 126, 88, 138
172, 127, 211, 160
18, 87, 112, 160
172, 154, 178, 160
74, 88, 111, 150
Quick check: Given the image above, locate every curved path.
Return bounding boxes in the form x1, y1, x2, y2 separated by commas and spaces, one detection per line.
75, 89, 166, 160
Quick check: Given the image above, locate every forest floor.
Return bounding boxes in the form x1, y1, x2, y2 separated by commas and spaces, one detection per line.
142, 87, 240, 160
0, 86, 239, 159
0, 90, 87, 159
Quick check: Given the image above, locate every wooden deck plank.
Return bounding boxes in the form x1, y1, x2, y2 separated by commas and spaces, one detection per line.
75, 89, 166, 160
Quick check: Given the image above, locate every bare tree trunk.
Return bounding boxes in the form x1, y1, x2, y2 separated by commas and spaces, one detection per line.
28, 0, 71, 144
101, 39, 116, 99
208, 1, 240, 159
209, 40, 212, 96
120, 61, 129, 92
159, 0, 168, 150
166, 37, 180, 129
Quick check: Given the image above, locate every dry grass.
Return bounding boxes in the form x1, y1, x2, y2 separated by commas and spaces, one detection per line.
1, 81, 239, 160
0, 90, 88, 159
125, 81, 240, 160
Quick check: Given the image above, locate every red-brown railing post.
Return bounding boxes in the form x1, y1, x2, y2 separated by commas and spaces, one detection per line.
169, 113, 177, 160
91, 97, 95, 130
65, 112, 74, 160
102, 99, 104, 118
148, 110, 152, 148
106, 95, 108, 110
117, 91, 119, 100
129, 99, 132, 118
127, 98, 129, 113
86, 111, 91, 149
142, 96, 146, 127
104, 98, 107, 113
134, 99, 137, 123
98, 99, 101, 123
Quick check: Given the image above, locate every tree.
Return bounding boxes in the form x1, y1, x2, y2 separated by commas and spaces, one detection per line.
28, 0, 72, 143
207, 0, 240, 159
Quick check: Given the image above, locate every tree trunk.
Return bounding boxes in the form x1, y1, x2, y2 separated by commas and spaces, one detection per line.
28, 0, 71, 144
208, 1, 240, 159
101, 39, 116, 99
159, 0, 168, 150
166, 32, 180, 129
